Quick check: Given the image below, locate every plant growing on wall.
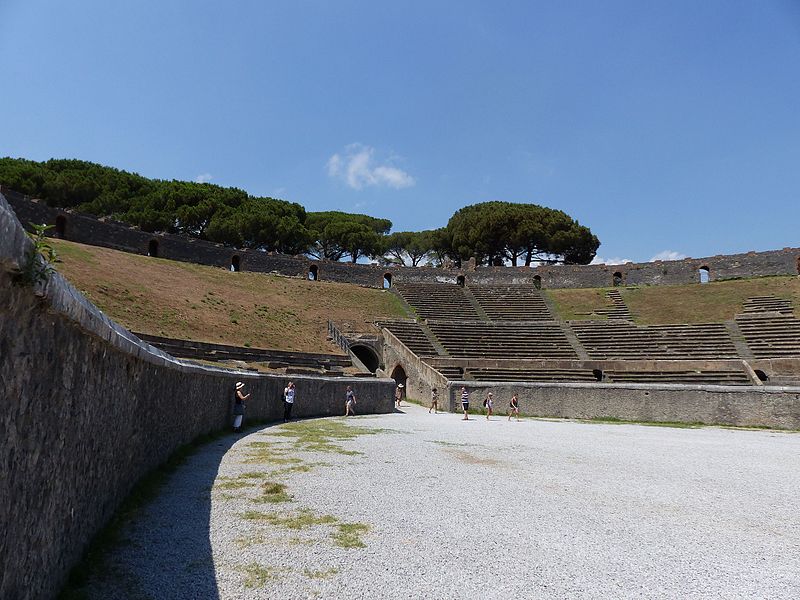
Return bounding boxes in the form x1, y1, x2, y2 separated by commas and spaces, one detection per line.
14, 223, 59, 287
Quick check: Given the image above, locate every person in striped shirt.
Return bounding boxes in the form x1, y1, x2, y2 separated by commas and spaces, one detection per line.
460, 386, 470, 420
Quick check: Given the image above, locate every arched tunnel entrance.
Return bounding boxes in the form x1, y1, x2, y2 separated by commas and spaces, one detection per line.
390, 364, 407, 389
350, 344, 380, 373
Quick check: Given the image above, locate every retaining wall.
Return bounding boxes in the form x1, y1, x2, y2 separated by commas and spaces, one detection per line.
443, 381, 800, 429
0, 191, 395, 600
5, 186, 800, 289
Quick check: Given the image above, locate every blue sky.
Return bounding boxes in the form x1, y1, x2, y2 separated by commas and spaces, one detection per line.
2, 0, 799, 264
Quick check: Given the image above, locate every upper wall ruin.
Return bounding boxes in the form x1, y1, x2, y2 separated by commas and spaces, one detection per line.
4, 186, 799, 289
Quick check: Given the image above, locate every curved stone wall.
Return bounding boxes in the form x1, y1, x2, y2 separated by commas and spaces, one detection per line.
4, 186, 800, 289
0, 192, 395, 600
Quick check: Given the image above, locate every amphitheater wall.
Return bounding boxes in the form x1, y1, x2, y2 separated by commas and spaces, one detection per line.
5, 188, 800, 290
380, 329, 447, 404
445, 381, 800, 429
0, 192, 395, 600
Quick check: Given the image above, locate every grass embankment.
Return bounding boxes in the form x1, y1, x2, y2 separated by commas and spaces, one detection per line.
546, 276, 800, 324
50, 239, 409, 352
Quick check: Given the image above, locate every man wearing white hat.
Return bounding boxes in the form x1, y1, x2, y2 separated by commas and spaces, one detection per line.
395, 383, 405, 408
233, 381, 250, 433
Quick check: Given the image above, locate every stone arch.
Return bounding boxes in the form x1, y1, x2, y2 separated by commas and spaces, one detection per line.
350, 344, 380, 373
383, 272, 392, 288
753, 369, 769, 383
533, 275, 542, 290
612, 271, 623, 286
54, 215, 67, 239
699, 265, 710, 284
456, 275, 465, 287
390, 364, 408, 391
147, 239, 159, 257
308, 264, 318, 281
231, 255, 241, 272
592, 368, 603, 382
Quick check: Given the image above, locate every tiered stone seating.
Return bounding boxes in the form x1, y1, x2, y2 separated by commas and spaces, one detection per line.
427, 320, 577, 359
376, 319, 438, 356
467, 368, 598, 382
742, 295, 794, 315
393, 283, 481, 320
467, 285, 553, 320
605, 370, 752, 385
593, 289, 632, 320
570, 321, 738, 359
434, 365, 465, 379
735, 313, 800, 358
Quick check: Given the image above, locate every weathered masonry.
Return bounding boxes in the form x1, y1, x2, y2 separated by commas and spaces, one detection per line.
0, 191, 395, 600
4, 185, 800, 289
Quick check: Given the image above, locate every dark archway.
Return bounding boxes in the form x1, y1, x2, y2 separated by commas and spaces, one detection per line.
533, 275, 542, 290
390, 364, 408, 390
796, 257, 799, 275
54, 215, 67, 239
699, 266, 710, 284
592, 369, 603, 382
231, 255, 241, 272
754, 369, 769, 383
456, 275, 465, 287
350, 345, 380, 373
383, 273, 392, 288
612, 272, 623, 287
147, 239, 159, 257
309, 264, 318, 281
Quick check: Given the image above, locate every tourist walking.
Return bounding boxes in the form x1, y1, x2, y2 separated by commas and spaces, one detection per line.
483, 391, 494, 420
283, 381, 295, 422
429, 387, 438, 414
232, 381, 250, 433
395, 383, 404, 408
509, 393, 520, 421
345, 385, 357, 416
460, 386, 470, 420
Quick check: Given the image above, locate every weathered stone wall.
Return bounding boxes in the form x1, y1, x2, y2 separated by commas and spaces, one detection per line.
379, 328, 447, 405
443, 380, 800, 429
0, 191, 395, 600
5, 186, 800, 289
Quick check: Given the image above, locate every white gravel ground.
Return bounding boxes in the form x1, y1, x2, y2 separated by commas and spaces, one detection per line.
84, 403, 800, 599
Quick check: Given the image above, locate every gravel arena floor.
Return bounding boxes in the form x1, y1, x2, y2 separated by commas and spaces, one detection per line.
83, 403, 800, 599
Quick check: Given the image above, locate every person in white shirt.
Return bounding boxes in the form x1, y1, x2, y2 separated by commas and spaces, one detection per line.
283, 381, 296, 422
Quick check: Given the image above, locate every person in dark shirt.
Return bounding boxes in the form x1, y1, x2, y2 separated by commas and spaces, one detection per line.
345, 386, 357, 416
233, 381, 250, 433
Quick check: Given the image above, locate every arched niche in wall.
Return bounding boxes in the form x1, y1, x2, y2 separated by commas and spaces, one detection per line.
54, 215, 67, 239
456, 275, 465, 287
699, 266, 710, 284
383, 272, 392, 288
231, 255, 241, 272
612, 271, 623, 287
308, 264, 318, 281
147, 239, 159, 257
533, 275, 542, 290
754, 369, 769, 383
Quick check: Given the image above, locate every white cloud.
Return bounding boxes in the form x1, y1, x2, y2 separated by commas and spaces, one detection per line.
194, 173, 213, 184
327, 144, 415, 190
591, 256, 633, 265
649, 250, 688, 262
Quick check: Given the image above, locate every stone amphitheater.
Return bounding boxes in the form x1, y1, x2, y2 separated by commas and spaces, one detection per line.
2, 188, 800, 599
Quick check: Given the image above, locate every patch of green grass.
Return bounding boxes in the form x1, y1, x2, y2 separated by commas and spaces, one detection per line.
272, 419, 388, 455
330, 522, 370, 548
255, 481, 293, 503
50, 239, 96, 263
241, 563, 287, 588
214, 479, 254, 490
431, 440, 474, 448
235, 533, 266, 548
241, 508, 338, 530
303, 568, 340, 579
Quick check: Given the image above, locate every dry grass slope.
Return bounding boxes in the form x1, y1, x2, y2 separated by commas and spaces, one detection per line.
50, 239, 408, 352
547, 277, 800, 324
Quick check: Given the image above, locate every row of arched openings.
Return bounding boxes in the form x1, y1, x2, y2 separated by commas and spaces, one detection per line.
45, 216, 800, 283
